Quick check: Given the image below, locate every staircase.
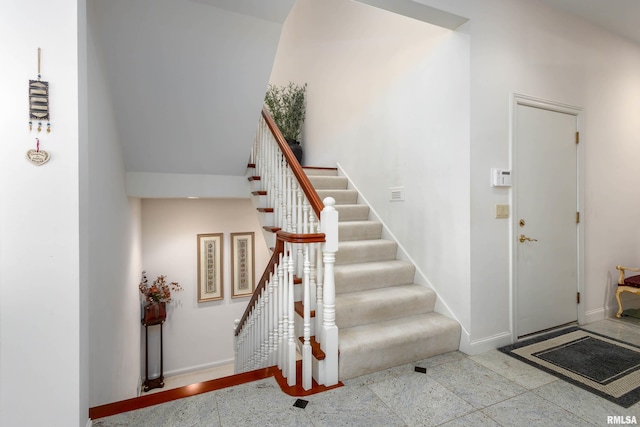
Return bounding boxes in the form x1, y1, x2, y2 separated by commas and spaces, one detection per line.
285, 167, 460, 380
237, 108, 460, 387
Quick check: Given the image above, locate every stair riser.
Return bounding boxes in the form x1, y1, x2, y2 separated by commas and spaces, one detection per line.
338, 222, 382, 242
257, 211, 273, 226
334, 205, 370, 221
304, 168, 338, 177
335, 241, 397, 265
308, 176, 348, 190
249, 179, 262, 192
316, 190, 358, 205
251, 194, 267, 209
261, 231, 275, 251
335, 262, 415, 294
336, 287, 436, 329
338, 315, 461, 380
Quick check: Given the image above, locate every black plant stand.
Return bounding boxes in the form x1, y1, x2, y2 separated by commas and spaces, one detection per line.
142, 315, 165, 392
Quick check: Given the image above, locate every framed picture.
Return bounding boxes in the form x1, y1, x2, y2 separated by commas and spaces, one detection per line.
231, 232, 255, 298
197, 233, 223, 302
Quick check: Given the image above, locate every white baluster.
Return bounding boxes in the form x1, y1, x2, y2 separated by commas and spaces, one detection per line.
277, 253, 286, 371
296, 188, 304, 278
258, 291, 266, 366
262, 287, 269, 366
267, 272, 275, 366
287, 243, 297, 386
234, 319, 240, 373
315, 221, 324, 342
302, 244, 312, 390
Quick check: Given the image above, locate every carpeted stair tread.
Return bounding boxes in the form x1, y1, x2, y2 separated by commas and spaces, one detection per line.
336, 240, 397, 265
307, 176, 348, 190
338, 312, 461, 380
334, 204, 370, 221
316, 189, 358, 204
338, 221, 383, 242
336, 284, 436, 329
335, 260, 415, 293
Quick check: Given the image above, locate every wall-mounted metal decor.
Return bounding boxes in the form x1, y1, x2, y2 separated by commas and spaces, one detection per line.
28, 48, 51, 133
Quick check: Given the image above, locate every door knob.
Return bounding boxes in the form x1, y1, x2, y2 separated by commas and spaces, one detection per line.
519, 234, 538, 243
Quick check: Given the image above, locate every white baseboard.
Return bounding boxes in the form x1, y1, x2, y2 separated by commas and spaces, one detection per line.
583, 307, 606, 324
163, 358, 235, 378
458, 330, 513, 355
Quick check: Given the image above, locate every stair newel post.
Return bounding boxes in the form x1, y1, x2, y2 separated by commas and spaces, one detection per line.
287, 242, 297, 386
320, 197, 339, 386
302, 244, 312, 390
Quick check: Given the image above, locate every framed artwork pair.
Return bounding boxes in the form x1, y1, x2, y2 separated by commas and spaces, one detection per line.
196, 232, 255, 302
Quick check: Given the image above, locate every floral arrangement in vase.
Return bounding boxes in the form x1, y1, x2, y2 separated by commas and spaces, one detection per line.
139, 270, 183, 303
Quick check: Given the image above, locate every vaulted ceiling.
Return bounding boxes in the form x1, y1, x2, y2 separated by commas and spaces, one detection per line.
92, 0, 640, 180
92, 0, 295, 177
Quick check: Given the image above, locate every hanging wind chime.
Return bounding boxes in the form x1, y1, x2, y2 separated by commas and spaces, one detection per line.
27, 47, 51, 166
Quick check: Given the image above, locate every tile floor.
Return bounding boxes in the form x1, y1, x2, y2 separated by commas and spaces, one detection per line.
94, 317, 640, 426
143, 364, 236, 395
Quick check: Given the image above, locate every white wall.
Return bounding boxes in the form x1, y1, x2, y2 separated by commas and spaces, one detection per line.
87, 0, 144, 407
270, 0, 472, 331
0, 0, 85, 425
272, 0, 640, 353
459, 0, 640, 349
141, 198, 269, 376
399, 0, 640, 350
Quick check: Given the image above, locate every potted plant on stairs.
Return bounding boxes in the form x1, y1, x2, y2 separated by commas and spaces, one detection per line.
264, 81, 307, 164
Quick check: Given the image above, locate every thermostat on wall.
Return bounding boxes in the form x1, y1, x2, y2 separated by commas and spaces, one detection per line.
490, 168, 512, 187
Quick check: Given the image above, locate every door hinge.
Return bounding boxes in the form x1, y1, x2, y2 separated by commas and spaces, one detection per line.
576, 132, 580, 144
576, 212, 580, 224
577, 292, 581, 304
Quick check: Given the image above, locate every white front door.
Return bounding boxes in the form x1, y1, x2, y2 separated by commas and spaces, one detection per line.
514, 98, 580, 338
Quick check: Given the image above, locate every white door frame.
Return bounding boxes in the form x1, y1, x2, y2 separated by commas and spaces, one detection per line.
510, 93, 584, 341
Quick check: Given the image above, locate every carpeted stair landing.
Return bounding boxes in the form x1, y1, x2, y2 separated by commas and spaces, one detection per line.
306, 169, 460, 380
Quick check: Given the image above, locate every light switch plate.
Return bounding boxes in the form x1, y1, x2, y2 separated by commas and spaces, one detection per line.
496, 204, 509, 219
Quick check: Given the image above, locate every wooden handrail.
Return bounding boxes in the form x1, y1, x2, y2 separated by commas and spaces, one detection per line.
235, 231, 326, 336
235, 109, 326, 339
261, 106, 324, 218
235, 239, 284, 336
275, 230, 326, 244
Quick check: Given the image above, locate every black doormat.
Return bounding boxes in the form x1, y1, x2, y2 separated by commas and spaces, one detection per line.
498, 327, 640, 408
